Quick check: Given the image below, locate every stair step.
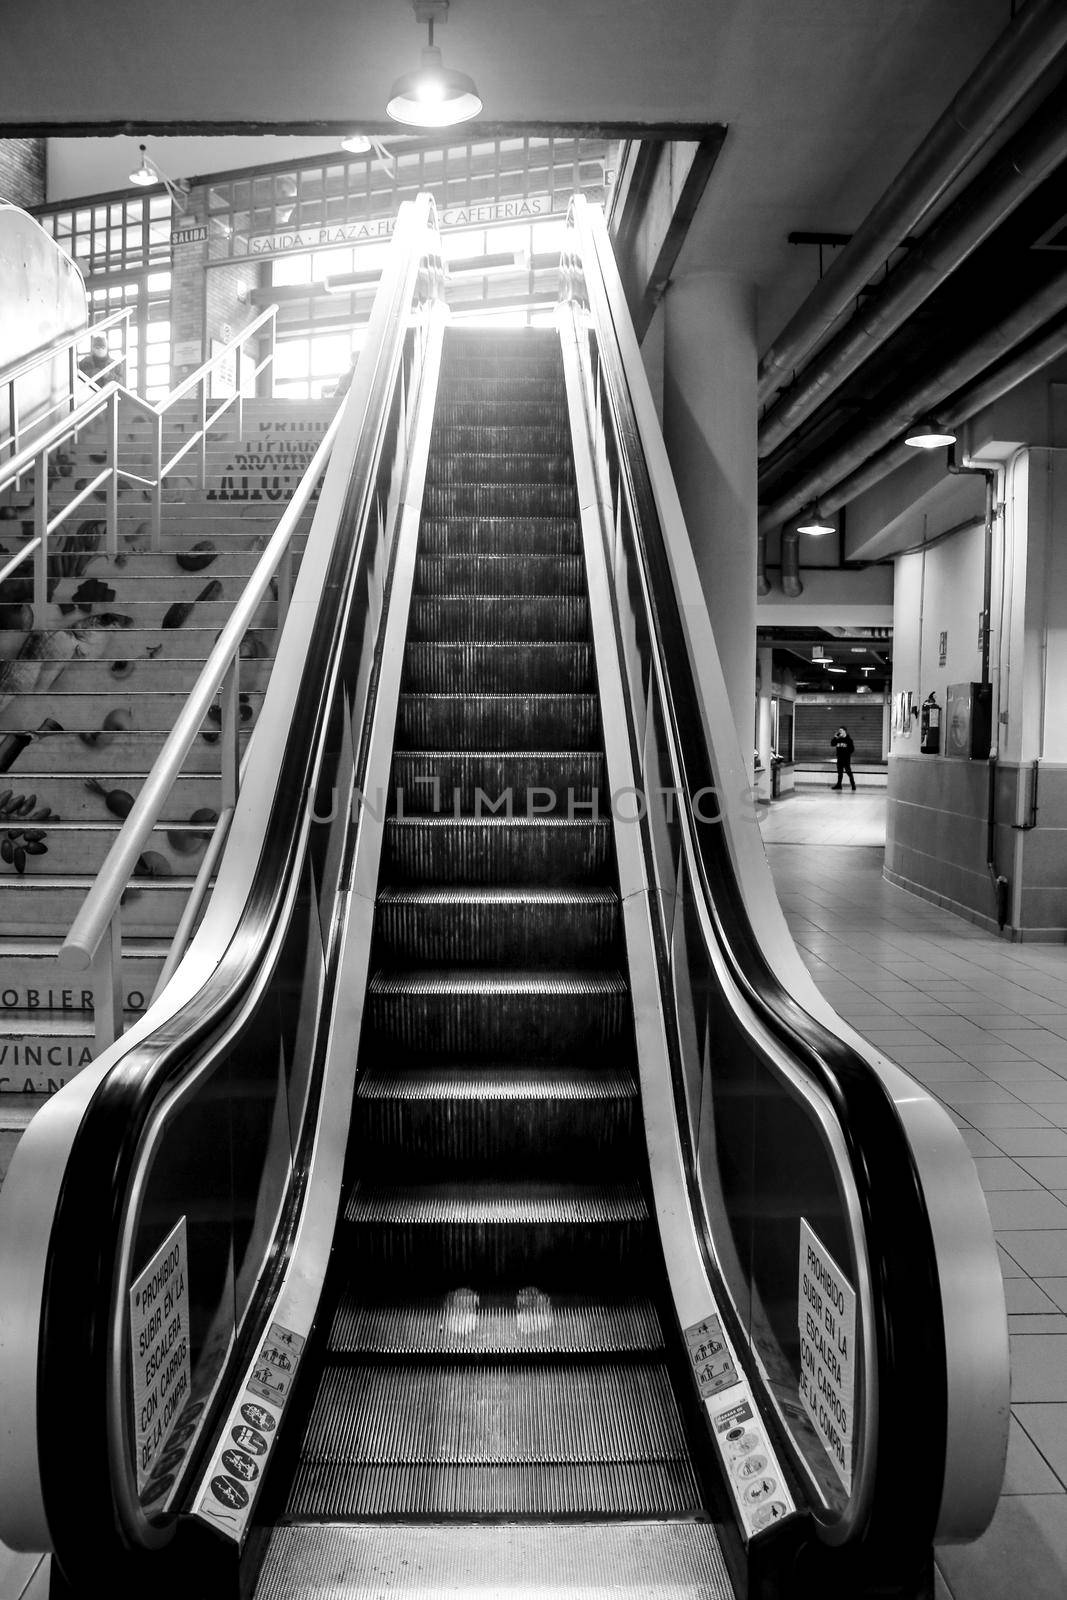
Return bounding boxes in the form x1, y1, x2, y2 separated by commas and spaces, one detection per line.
15, 658, 273, 693
396, 693, 597, 750
0, 941, 163, 1013
0, 627, 274, 662
418, 515, 580, 556
390, 749, 603, 813
343, 1179, 650, 1285
257, 1524, 730, 1600
0, 772, 220, 821
0, 818, 216, 874
327, 1289, 662, 1356
1, 690, 261, 733
0, 877, 196, 937
422, 482, 578, 518
382, 817, 611, 885
0, 729, 250, 772
402, 641, 592, 693
373, 886, 619, 964
364, 968, 628, 1056
354, 1064, 639, 1172
407, 593, 588, 642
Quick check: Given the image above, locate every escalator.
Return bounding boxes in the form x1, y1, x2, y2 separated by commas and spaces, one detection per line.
255, 327, 730, 1594
0, 195, 1008, 1600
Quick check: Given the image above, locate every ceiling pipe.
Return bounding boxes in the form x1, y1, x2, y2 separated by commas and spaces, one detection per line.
761, 306, 1067, 529
756, 0, 1067, 406
758, 92, 1067, 457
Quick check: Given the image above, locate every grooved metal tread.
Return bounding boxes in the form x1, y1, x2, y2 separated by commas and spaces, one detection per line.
367, 969, 627, 997
257, 1523, 732, 1600
357, 1065, 637, 1101
345, 1181, 647, 1226
285, 1460, 703, 1519
384, 816, 610, 833
328, 1290, 663, 1355
376, 886, 618, 908
300, 1361, 687, 1464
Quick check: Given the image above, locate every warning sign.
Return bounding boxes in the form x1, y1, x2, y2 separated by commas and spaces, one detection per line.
684, 1313, 740, 1399
129, 1217, 191, 1491
798, 1218, 856, 1493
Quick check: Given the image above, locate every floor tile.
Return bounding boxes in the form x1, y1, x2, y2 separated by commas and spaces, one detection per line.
1015, 1404, 1067, 1488
1010, 1335, 1067, 1402
990, 1131, 1067, 1158
1003, 1414, 1065, 1492
1004, 1279, 1059, 1313
986, 1193, 1067, 1230
1000, 1234, 1067, 1277
973, 1158, 1042, 1192
936, 1494, 1067, 1600
1036, 1281, 1067, 1314
1018, 1159, 1067, 1190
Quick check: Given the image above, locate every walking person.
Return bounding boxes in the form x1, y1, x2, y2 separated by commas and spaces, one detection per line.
830, 726, 856, 790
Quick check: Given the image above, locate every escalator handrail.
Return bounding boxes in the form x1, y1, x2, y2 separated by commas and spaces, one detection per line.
562, 192, 1009, 1545
0, 194, 444, 1565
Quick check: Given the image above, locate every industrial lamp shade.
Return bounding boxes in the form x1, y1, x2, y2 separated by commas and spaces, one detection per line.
387, 45, 482, 126
129, 145, 156, 187
796, 507, 834, 535
904, 417, 957, 449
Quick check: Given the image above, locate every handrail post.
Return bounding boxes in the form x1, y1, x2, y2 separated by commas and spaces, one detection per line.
151, 414, 163, 549
68, 345, 78, 416
219, 657, 241, 811
90, 908, 124, 1053
199, 375, 208, 490
235, 342, 244, 440
276, 547, 293, 636
9, 387, 19, 487
33, 449, 49, 613
105, 390, 119, 555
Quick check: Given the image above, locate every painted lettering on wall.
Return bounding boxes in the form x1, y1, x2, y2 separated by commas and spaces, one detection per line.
206, 426, 328, 503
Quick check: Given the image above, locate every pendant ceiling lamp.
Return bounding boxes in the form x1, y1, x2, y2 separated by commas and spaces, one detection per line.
127, 144, 189, 212
387, 0, 482, 127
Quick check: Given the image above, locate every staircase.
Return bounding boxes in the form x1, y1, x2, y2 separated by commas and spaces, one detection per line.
255, 330, 731, 1596
0, 392, 334, 1178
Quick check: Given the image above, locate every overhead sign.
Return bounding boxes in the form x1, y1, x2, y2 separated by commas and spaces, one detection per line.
245, 195, 555, 257
130, 1216, 191, 1491
798, 1218, 856, 1493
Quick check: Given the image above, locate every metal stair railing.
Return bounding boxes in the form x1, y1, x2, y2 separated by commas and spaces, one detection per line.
0, 309, 280, 612
1, 306, 133, 476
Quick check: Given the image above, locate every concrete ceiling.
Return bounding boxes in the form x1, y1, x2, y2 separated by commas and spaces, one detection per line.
5, 0, 1011, 346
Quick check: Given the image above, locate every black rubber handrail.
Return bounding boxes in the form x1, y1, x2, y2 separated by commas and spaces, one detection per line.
568, 214, 947, 1585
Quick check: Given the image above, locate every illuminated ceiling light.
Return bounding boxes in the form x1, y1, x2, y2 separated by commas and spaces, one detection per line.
796, 506, 835, 535
341, 134, 373, 154
129, 145, 156, 186
904, 416, 957, 449
827, 666, 847, 674
387, 0, 482, 128
127, 143, 189, 212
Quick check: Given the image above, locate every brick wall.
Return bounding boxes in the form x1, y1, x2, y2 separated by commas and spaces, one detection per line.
0, 140, 45, 209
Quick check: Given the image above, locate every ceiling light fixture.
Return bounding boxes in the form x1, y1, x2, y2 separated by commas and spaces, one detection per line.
387, 0, 482, 128
341, 134, 372, 154
128, 144, 189, 212
796, 506, 835, 535
904, 416, 957, 449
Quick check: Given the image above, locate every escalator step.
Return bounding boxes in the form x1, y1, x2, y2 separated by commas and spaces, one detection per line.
286, 1458, 703, 1518
432, 398, 569, 429
423, 482, 578, 518
390, 749, 603, 813
298, 1360, 687, 1466
438, 357, 563, 385
258, 1524, 731, 1600
382, 817, 612, 886
396, 692, 598, 750
354, 1065, 638, 1171
413, 553, 585, 595
327, 1289, 664, 1356
343, 1180, 649, 1282
365, 968, 628, 1056
402, 641, 593, 693
426, 450, 574, 485
418, 515, 580, 555
373, 886, 619, 964
434, 425, 572, 456
407, 593, 588, 641
435, 376, 564, 405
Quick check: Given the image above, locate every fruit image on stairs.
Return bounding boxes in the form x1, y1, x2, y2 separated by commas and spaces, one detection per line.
0, 397, 331, 1126
256, 330, 727, 1596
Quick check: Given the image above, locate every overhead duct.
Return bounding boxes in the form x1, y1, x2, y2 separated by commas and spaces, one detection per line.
762, 305, 1067, 528
758, 92, 1067, 456
780, 527, 802, 598
756, 0, 1067, 405
757, 527, 771, 596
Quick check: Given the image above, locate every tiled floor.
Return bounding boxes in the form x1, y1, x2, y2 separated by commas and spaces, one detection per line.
761, 790, 1067, 1600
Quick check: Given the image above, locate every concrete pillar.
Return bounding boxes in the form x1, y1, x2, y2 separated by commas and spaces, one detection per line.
661, 269, 758, 761
756, 645, 774, 801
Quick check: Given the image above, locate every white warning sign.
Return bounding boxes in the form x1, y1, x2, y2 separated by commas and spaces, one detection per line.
130, 1216, 191, 1491
798, 1218, 856, 1493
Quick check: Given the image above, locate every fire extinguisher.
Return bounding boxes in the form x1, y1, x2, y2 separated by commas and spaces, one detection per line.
920, 692, 941, 754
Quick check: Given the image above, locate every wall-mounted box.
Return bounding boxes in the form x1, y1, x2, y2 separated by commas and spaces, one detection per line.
946, 682, 992, 759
